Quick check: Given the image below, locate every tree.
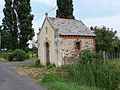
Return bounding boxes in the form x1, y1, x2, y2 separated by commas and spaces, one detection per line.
112, 36, 120, 53
0, 25, 2, 50
2, 0, 18, 50
30, 39, 37, 57
56, 0, 75, 19
14, 0, 34, 49
2, 0, 34, 50
90, 26, 117, 52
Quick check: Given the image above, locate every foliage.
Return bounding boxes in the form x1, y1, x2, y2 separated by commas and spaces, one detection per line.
25, 53, 30, 59
0, 25, 2, 50
90, 26, 118, 52
26, 59, 42, 68
42, 73, 61, 83
2, 0, 18, 50
112, 36, 120, 53
34, 59, 41, 67
41, 73, 99, 90
13, 49, 26, 61
0, 51, 12, 60
56, 0, 75, 19
2, 0, 34, 50
77, 50, 95, 65
14, 0, 34, 49
46, 64, 56, 70
64, 50, 120, 90
8, 54, 14, 61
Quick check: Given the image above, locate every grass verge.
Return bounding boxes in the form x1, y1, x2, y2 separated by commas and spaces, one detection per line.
40, 72, 100, 90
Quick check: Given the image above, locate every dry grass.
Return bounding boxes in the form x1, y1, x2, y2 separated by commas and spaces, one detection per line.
16, 66, 46, 80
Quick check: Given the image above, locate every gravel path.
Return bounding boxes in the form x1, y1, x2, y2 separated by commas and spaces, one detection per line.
0, 61, 47, 90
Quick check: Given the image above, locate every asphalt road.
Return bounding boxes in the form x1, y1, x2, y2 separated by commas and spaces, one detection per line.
0, 61, 47, 90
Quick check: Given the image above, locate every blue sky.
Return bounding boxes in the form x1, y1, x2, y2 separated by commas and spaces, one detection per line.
0, 0, 120, 38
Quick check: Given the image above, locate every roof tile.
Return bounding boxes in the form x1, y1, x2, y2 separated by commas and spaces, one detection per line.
48, 17, 96, 36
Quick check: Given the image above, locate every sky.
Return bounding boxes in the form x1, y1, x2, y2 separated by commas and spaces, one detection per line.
0, 0, 120, 39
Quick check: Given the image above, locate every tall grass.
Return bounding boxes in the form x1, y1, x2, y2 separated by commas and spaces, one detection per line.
41, 50, 120, 90
41, 73, 99, 90
64, 50, 120, 90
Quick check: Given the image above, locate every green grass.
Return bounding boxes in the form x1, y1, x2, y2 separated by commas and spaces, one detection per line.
0, 50, 38, 61
40, 50, 120, 90
43, 81, 99, 90
41, 73, 100, 90
28, 51, 38, 60
25, 63, 42, 68
0, 51, 12, 60
108, 59, 120, 66
21, 59, 42, 68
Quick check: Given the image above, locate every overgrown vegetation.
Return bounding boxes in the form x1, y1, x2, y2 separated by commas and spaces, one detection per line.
90, 26, 120, 52
0, 50, 12, 60
7, 49, 26, 61
13, 49, 26, 61
0, 48, 38, 61
41, 50, 120, 90
41, 73, 99, 90
26, 59, 42, 68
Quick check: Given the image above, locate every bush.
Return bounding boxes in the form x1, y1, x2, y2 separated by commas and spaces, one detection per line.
13, 49, 26, 61
0, 51, 12, 60
63, 50, 120, 90
77, 50, 95, 65
8, 54, 14, 61
25, 54, 30, 59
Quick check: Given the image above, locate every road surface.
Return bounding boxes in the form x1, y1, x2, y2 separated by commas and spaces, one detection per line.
0, 61, 47, 90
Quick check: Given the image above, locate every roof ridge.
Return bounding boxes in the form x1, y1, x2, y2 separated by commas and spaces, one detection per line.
49, 17, 82, 22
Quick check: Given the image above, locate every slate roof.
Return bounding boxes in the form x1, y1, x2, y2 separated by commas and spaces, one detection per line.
48, 17, 96, 36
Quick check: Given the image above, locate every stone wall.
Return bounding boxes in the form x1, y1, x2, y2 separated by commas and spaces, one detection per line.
61, 37, 95, 64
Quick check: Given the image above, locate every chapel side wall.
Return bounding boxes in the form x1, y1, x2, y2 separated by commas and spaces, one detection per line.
62, 38, 95, 57
38, 18, 57, 66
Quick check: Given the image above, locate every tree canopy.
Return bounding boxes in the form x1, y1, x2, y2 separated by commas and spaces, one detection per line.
56, 0, 75, 19
90, 26, 119, 52
2, 0, 18, 50
2, 0, 34, 50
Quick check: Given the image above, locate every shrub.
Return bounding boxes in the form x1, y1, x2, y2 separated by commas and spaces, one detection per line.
13, 49, 26, 61
25, 54, 30, 59
77, 50, 95, 65
63, 50, 120, 90
0, 51, 12, 60
8, 54, 14, 61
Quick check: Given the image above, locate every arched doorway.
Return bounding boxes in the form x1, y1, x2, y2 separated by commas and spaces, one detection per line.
45, 42, 50, 65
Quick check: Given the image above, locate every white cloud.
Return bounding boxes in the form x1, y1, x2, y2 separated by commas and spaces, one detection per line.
78, 0, 120, 7
31, 0, 56, 6
0, 0, 4, 4
0, 0, 4, 22
84, 14, 120, 36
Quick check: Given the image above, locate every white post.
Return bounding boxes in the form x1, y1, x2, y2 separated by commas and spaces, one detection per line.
103, 51, 106, 63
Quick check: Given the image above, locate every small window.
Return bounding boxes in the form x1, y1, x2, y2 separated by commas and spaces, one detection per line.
75, 42, 80, 50
46, 27, 48, 34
